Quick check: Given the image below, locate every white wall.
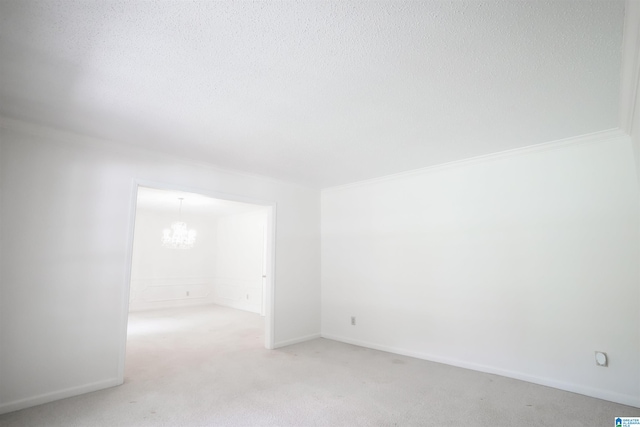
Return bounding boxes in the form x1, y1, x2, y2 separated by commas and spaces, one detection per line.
128, 207, 217, 311
212, 209, 268, 314
0, 119, 321, 413
321, 132, 640, 407
129, 203, 269, 313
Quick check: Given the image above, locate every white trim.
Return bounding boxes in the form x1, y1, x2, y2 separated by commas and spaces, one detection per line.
620, 0, 640, 134
208, 297, 263, 314
116, 180, 138, 384
265, 205, 277, 349
0, 378, 121, 415
321, 333, 640, 408
273, 333, 321, 349
117, 180, 278, 385
322, 129, 628, 193
620, 3, 640, 400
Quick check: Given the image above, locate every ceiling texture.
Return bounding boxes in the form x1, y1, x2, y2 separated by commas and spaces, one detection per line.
0, 1, 625, 188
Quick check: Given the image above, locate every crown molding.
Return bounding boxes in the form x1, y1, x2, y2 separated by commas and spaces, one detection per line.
322, 128, 629, 193
620, 0, 640, 134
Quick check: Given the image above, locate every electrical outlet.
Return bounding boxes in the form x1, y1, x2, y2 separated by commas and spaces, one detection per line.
351, 316, 356, 326
186, 291, 190, 297
246, 294, 249, 300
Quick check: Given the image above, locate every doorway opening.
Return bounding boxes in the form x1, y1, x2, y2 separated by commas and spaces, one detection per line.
117, 183, 276, 383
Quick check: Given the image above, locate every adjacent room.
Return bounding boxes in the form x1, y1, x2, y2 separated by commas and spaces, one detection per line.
129, 187, 269, 315
0, 0, 639, 426
126, 187, 272, 394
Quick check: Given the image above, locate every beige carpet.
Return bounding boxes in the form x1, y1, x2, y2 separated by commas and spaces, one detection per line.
0, 304, 638, 426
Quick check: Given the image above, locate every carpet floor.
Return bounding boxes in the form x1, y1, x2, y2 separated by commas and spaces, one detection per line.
0, 304, 638, 426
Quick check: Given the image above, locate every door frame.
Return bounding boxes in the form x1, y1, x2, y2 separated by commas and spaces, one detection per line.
116, 179, 277, 383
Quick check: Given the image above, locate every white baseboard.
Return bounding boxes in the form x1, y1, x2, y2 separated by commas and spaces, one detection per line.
209, 297, 262, 315
273, 333, 321, 349
128, 298, 214, 312
0, 378, 122, 415
321, 333, 640, 409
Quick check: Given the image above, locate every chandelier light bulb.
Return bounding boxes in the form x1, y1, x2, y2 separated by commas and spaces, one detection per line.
162, 198, 196, 249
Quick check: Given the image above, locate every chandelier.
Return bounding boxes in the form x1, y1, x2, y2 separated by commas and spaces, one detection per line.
162, 198, 196, 249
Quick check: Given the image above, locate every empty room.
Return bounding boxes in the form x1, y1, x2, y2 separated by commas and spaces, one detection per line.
1, 1, 639, 426
124, 187, 273, 411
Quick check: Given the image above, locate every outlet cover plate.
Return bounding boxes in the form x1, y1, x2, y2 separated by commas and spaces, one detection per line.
595, 351, 608, 367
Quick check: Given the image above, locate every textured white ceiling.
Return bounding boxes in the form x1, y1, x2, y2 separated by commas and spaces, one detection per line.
0, 1, 624, 188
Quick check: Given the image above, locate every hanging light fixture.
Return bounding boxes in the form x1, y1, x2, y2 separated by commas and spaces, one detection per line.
162, 198, 196, 249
